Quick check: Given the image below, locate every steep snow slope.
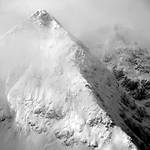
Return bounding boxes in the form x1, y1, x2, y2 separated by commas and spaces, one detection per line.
0, 10, 137, 150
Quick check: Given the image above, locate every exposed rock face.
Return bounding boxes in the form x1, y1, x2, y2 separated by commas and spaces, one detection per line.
103, 45, 150, 150
31, 10, 53, 26
0, 10, 137, 150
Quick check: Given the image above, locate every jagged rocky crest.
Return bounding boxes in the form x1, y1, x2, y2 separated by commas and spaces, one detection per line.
30, 10, 53, 26
0, 10, 141, 150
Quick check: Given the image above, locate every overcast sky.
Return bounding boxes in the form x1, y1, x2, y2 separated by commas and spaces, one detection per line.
0, 0, 150, 48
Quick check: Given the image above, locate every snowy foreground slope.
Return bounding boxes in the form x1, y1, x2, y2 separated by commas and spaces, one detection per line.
0, 10, 138, 150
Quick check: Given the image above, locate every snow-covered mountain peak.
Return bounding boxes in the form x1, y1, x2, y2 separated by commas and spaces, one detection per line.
0, 10, 138, 150
30, 10, 53, 26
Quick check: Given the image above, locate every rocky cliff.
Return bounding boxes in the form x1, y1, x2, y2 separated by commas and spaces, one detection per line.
103, 44, 150, 150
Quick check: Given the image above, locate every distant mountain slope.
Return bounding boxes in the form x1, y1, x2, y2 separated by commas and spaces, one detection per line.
103, 44, 150, 150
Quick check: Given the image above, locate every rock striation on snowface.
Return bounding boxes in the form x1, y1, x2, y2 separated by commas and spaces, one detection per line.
0, 10, 137, 150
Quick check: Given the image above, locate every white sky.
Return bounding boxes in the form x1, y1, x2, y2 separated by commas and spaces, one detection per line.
0, 0, 150, 48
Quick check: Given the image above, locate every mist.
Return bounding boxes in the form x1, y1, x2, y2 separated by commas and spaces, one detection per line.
0, 0, 150, 44
0, 1, 150, 150
0, 0, 150, 62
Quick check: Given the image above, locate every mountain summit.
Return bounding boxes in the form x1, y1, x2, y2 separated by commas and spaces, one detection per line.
31, 10, 53, 26
0, 10, 139, 150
